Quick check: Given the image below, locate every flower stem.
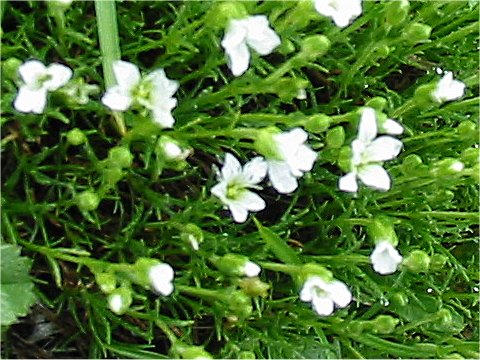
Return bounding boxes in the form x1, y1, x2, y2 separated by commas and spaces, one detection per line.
94, 0, 126, 136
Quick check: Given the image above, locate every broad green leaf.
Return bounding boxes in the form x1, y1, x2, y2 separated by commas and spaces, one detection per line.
0, 244, 36, 326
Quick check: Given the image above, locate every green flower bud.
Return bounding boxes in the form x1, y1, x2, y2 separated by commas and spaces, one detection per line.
338, 146, 352, 172
372, 315, 399, 334
299, 35, 331, 61
49, 0, 73, 10
278, 39, 296, 55
457, 121, 477, 140
437, 308, 452, 326
66, 128, 87, 146
102, 167, 124, 188
239, 277, 270, 298
239, 351, 256, 359
403, 250, 430, 273
254, 128, 281, 160
367, 216, 398, 246
461, 147, 479, 167
430, 158, 464, 177
205, 2, 248, 29
401, 154, 423, 175
326, 126, 345, 149
413, 83, 437, 105
384, 0, 409, 26
304, 114, 331, 133
212, 254, 261, 278
429, 254, 448, 272
156, 136, 190, 162
268, 77, 310, 102
347, 321, 367, 335
403, 23, 432, 44
108, 146, 133, 169
374, 44, 390, 59
365, 97, 388, 111
227, 290, 253, 320
95, 272, 117, 294
107, 287, 132, 315
76, 190, 100, 212
180, 224, 204, 250
2, 57, 22, 82
391, 292, 409, 307
172, 343, 213, 359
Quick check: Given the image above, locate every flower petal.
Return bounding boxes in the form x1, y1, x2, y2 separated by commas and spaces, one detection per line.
363, 136, 403, 162
370, 241, 403, 275
242, 156, 267, 185
382, 118, 404, 135
112, 60, 141, 90
244, 15, 281, 55
44, 63, 72, 90
18, 60, 47, 87
14, 86, 47, 114
152, 106, 176, 128
312, 296, 335, 316
327, 280, 352, 308
244, 261, 261, 277
338, 172, 358, 192
358, 107, 377, 143
221, 21, 250, 76
211, 181, 228, 203
149, 263, 175, 296
238, 191, 266, 212
228, 202, 249, 223
222, 153, 242, 180
102, 87, 133, 111
358, 164, 391, 191
291, 144, 317, 172
267, 160, 298, 194
147, 69, 179, 97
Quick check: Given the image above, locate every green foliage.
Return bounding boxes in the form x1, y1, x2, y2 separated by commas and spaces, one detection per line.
0, 244, 36, 327
1, 0, 478, 358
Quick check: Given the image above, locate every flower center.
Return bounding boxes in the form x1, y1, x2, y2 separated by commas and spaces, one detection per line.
34, 73, 53, 89
226, 182, 245, 200
132, 79, 154, 108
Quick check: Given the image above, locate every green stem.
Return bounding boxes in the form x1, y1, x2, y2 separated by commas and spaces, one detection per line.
258, 262, 301, 274
176, 285, 228, 301
95, 0, 126, 136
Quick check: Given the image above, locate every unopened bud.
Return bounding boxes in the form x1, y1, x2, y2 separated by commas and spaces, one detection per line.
2, 58, 22, 81
401, 154, 423, 175
365, 97, 388, 111
95, 272, 117, 294
180, 224, 204, 250
66, 128, 87, 146
384, 0, 409, 26
299, 35, 331, 60
108, 146, 133, 169
431, 158, 464, 176
338, 146, 352, 173
403, 23, 432, 44
228, 290, 253, 319
368, 216, 398, 246
76, 190, 100, 212
461, 147, 479, 167
372, 315, 399, 334
391, 292, 409, 307
429, 254, 448, 272
213, 254, 261, 278
107, 287, 132, 315
457, 121, 477, 140
239, 277, 270, 298
205, 2, 247, 29
172, 343, 213, 359
403, 250, 430, 273
437, 308, 452, 326
254, 128, 281, 160
304, 114, 331, 133
326, 126, 345, 149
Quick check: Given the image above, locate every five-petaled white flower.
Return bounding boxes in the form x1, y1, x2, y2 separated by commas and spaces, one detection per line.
339, 107, 403, 192
211, 153, 267, 223
221, 15, 281, 77
265, 128, 317, 194
370, 240, 403, 275
102, 60, 179, 128
14, 60, 72, 114
300, 276, 352, 316
431, 72, 466, 103
313, 0, 363, 28
148, 263, 175, 296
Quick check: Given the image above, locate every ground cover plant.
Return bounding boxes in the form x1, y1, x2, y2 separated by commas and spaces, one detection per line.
1, 0, 479, 358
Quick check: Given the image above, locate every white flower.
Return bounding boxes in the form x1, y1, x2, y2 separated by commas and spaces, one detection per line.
339, 107, 403, 192
221, 15, 281, 76
13, 60, 72, 114
381, 118, 404, 135
266, 128, 317, 194
431, 72, 466, 103
148, 263, 175, 296
313, 0, 363, 28
211, 153, 267, 223
102, 60, 179, 128
370, 240, 403, 275
300, 276, 352, 316
243, 261, 261, 277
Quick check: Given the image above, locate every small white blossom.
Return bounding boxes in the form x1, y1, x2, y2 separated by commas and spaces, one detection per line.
339, 107, 403, 192
221, 15, 281, 76
243, 261, 261, 277
148, 263, 175, 296
102, 60, 179, 128
211, 153, 267, 223
14, 60, 72, 114
108, 294, 124, 314
266, 128, 317, 194
431, 72, 466, 103
313, 0, 363, 28
370, 240, 403, 275
300, 276, 352, 316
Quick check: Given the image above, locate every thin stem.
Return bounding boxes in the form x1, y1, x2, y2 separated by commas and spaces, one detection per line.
258, 262, 301, 275
95, 0, 126, 136
176, 285, 228, 301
